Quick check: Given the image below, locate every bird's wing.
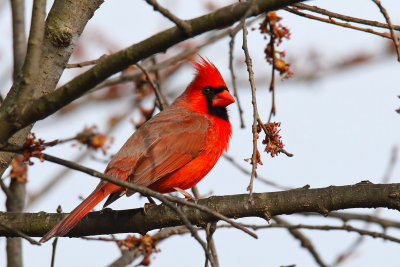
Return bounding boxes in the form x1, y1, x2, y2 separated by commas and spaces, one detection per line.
129, 130, 205, 187
104, 108, 208, 188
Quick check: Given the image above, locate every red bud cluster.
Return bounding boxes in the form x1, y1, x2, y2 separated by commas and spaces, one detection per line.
261, 122, 284, 157
22, 132, 45, 163
259, 11, 293, 80
75, 126, 113, 154
118, 234, 159, 266
9, 132, 46, 183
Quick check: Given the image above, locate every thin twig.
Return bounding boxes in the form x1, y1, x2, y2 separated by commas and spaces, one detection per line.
93, 17, 261, 92
302, 211, 400, 230
205, 222, 219, 267
43, 137, 77, 147
229, 30, 245, 128
284, 7, 392, 40
371, 0, 400, 61
136, 63, 169, 110
242, 13, 260, 201
267, 23, 276, 122
192, 186, 219, 267
50, 205, 62, 267
294, 3, 400, 31
0, 222, 41, 245
66, 55, 107, 68
219, 222, 400, 244
274, 217, 327, 267
144, 0, 192, 36
222, 154, 292, 190
155, 194, 215, 266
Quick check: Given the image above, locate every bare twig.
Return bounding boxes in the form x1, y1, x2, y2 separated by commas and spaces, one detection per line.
242, 14, 260, 201
284, 7, 392, 40
66, 55, 107, 68
220, 221, 400, 244
144, 0, 192, 36
294, 3, 400, 31
136, 63, 169, 110
302, 211, 400, 230
50, 205, 62, 267
267, 24, 276, 122
273, 217, 327, 267
168, 202, 215, 267
191, 186, 218, 267
205, 222, 219, 267
42, 137, 77, 147
229, 30, 245, 128
371, 0, 400, 61
0, 222, 40, 246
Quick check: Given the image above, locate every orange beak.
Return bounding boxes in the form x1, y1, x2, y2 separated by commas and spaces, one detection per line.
212, 90, 235, 107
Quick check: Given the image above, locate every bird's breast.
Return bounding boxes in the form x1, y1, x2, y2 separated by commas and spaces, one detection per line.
148, 116, 232, 193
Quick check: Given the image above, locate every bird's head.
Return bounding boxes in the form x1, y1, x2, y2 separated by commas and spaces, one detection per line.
182, 57, 235, 121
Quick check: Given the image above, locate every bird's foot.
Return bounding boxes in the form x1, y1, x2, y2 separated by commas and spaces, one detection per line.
173, 187, 196, 202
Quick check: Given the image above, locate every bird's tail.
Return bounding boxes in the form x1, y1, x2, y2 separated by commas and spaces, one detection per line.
40, 183, 110, 243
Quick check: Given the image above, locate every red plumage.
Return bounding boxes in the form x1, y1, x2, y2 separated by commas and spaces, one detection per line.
40, 57, 235, 242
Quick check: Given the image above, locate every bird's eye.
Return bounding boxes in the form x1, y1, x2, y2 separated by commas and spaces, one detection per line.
202, 87, 212, 95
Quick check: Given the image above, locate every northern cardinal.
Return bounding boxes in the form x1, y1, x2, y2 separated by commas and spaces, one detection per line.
40, 57, 235, 242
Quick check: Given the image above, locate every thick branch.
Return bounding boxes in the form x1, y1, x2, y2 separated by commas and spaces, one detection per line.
1, 182, 400, 238
0, 0, 305, 143
0, 0, 104, 142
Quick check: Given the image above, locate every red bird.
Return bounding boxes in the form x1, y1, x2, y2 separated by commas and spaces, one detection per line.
40, 57, 235, 242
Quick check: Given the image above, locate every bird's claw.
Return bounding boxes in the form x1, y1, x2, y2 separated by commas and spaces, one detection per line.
173, 187, 197, 202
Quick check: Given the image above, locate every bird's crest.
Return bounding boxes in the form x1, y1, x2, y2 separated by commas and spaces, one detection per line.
190, 56, 227, 90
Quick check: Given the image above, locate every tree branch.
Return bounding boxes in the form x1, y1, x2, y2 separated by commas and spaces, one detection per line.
10, 0, 26, 78
371, 0, 400, 61
0, 0, 306, 143
293, 3, 400, 31
0, 0, 105, 143
144, 0, 192, 36
284, 6, 392, 39
273, 216, 327, 267
1, 182, 400, 237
